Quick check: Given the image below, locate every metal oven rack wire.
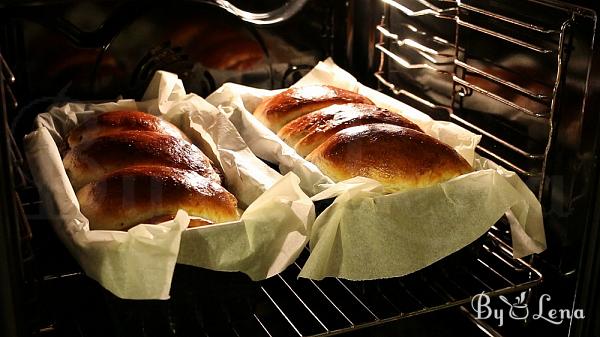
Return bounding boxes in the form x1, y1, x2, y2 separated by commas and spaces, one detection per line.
251, 227, 541, 337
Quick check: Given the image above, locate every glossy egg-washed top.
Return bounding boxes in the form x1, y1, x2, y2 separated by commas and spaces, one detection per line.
67, 110, 190, 148
278, 103, 423, 157
63, 130, 220, 190
306, 124, 472, 191
253, 85, 374, 131
77, 166, 239, 231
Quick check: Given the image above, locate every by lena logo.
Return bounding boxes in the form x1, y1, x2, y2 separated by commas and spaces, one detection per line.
470, 291, 584, 327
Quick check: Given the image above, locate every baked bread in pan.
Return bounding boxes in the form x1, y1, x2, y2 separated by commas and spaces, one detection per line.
63, 131, 220, 190
67, 110, 190, 148
278, 103, 423, 157
253, 85, 374, 132
77, 166, 239, 231
305, 123, 472, 191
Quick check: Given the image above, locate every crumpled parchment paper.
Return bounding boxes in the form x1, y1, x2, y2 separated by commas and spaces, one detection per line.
24, 71, 314, 299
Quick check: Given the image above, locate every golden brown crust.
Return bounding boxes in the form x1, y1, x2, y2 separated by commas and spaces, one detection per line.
63, 131, 220, 190
77, 166, 239, 231
68, 110, 190, 148
306, 124, 472, 191
278, 103, 423, 157
253, 85, 374, 132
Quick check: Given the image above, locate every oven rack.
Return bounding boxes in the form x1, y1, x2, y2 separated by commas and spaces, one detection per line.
19, 173, 541, 337
375, 0, 594, 198
251, 226, 540, 337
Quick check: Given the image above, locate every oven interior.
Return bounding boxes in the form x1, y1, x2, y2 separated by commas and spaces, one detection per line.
1, 1, 599, 336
